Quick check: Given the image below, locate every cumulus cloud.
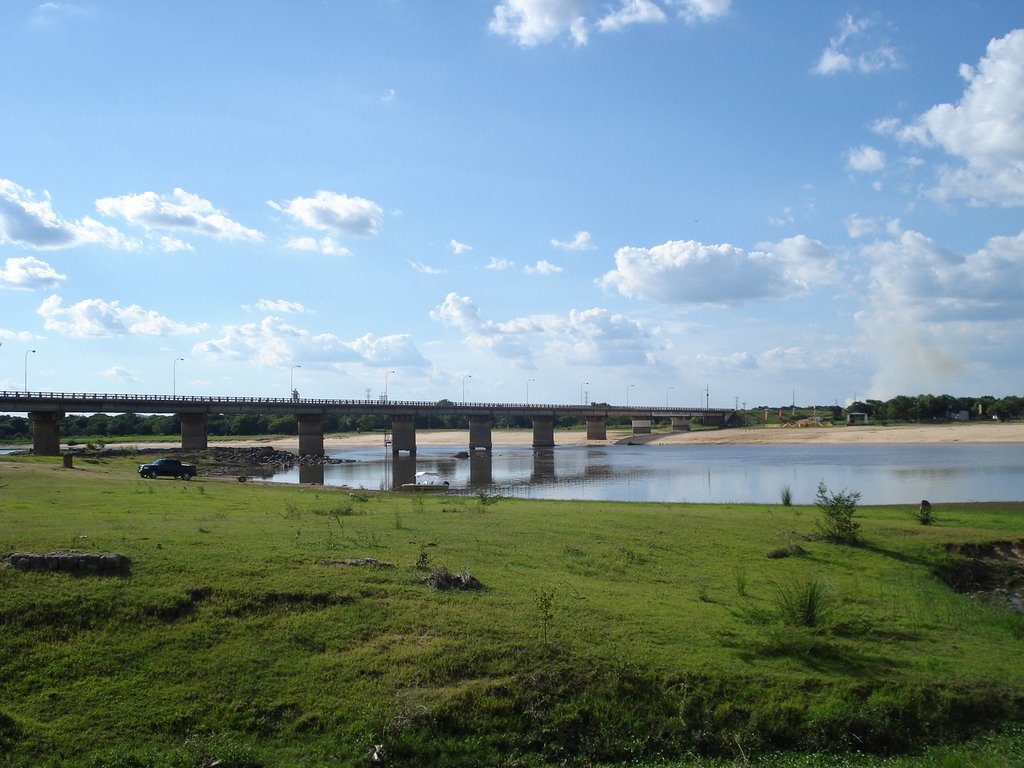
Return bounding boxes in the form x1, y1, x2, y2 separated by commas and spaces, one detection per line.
813, 14, 900, 75
845, 145, 886, 172
0, 179, 139, 251
490, 0, 588, 47
0, 256, 66, 290
96, 188, 263, 243
285, 236, 352, 256
856, 228, 1024, 397
489, 0, 728, 47
524, 259, 563, 275
597, 0, 665, 32
37, 295, 205, 337
193, 316, 428, 369
551, 230, 596, 250
599, 236, 837, 305
449, 239, 473, 254
906, 29, 1024, 206
431, 292, 660, 367
268, 190, 384, 237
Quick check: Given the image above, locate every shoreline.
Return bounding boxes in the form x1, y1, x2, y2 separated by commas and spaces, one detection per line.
3, 421, 1017, 453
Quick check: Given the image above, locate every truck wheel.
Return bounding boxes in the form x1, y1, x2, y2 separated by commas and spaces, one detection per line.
181, 472, 192, 481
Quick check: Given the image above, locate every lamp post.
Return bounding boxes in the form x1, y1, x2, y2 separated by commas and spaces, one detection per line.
290, 364, 301, 399
24, 349, 35, 393
526, 378, 535, 405
580, 381, 588, 406
173, 357, 184, 397
384, 369, 395, 402
462, 374, 472, 404
626, 383, 634, 407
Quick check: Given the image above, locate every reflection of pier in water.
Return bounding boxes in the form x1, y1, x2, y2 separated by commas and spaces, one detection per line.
381, 447, 658, 493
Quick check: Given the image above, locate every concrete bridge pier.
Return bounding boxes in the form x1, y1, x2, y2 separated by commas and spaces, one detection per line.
586, 415, 607, 440
390, 414, 416, 454
30, 411, 63, 456
531, 416, 555, 448
631, 414, 653, 434
179, 412, 209, 450
671, 416, 691, 431
297, 414, 325, 457
468, 416, 492, 451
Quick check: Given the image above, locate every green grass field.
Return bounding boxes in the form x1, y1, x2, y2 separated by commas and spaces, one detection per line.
1, 452, 1023, 767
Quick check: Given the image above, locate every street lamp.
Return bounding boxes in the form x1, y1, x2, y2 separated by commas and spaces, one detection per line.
581, 381, 589, 406
173, 357, 184, 397
526, 378, 535, 405
24, 349, 35, 393
462, 374, 472, 404
626, 383, 634, 407
384, 369, 396, 402
290, 364, 301, 399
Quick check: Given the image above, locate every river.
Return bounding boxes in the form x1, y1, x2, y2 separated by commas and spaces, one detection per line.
258, 442, 1024, 505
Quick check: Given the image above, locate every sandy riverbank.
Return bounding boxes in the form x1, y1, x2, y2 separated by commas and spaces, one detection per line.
69, 421, 1024, 453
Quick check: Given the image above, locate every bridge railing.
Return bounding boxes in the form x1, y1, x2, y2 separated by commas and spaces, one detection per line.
0, 390, 728, 414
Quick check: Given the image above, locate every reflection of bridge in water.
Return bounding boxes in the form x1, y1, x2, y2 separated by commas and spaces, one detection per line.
0, 391, 736, 456
294, 446, 652, 491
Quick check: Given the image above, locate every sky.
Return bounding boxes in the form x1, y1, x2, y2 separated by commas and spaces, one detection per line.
1, 1, 1023, 411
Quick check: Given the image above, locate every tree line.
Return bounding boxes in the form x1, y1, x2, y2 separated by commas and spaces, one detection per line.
0, 393, 1020, 441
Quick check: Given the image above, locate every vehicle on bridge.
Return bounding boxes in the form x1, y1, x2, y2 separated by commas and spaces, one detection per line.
138, 458, 197, 481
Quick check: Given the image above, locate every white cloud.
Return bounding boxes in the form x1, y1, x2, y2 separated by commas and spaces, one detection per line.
856, 228, 1024, 397
0, 256, 66, 290
96, 188, 263, 243
0, 328, 36, 343
551, 230, 596, 250
845, 214, 877, 238
193, 316, 428, 369
431, 292, 661, 367
813, 14, 900, 75
156, 235, 195, 253
449, 239, 473, 254
486, 257, 515, 270
845, 145, 886, 172
37, 295, 205, 337
102, 366, 142, 384
409, 261, 444, 275
269, 190, 384, 237
381, 88, 396, 103
524, 259, 563, 275
251, 299, 306, 314
0, 179, 139, 251
597, 0, 665, 33
908, 29, 1024, 206
599, 236, 836, 305
490, 0, 588, 47
668, 0, 731, 25
490, 0, 728, 47
285, 236, 352, 256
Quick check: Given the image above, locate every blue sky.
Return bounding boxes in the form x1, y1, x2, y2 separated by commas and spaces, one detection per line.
1, 1, 1022, 410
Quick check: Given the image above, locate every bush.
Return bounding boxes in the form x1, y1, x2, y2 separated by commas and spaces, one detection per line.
815, 481, 861, 544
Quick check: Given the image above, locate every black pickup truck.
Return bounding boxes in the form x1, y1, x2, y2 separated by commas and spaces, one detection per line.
138, 458, 198, 480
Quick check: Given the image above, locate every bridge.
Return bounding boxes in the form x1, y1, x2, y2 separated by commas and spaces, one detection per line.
0, 390, 737, 456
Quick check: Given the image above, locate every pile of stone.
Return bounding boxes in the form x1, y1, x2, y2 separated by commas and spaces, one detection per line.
423, 569, 483, 591
6, 550, 131, 574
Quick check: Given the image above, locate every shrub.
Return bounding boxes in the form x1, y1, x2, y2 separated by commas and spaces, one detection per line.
779, 484, 793, 506
814, 480, 861, 544
773, 577, 834, 629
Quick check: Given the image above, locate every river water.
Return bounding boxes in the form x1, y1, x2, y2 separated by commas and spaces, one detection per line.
259, 443, 1024, 505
